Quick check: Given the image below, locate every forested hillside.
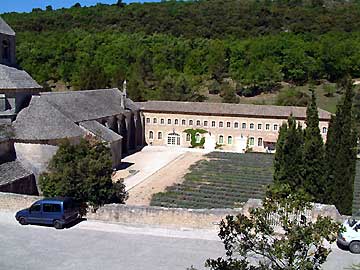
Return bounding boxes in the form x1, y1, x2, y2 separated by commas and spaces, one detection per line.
2, 0, 360, 102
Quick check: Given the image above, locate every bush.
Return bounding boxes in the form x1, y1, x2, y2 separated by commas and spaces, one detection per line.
39, 139, 128, 210
276, 87, 310, 106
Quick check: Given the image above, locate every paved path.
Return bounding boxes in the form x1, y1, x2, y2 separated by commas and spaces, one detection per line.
1, 212, 360, 270
127, 151, 205, 205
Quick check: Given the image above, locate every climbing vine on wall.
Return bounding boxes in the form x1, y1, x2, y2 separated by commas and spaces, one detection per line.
183, 129, 207, 148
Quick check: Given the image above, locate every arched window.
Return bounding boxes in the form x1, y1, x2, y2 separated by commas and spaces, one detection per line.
228, 136, 233, 144
226, 122, 231, 128
2, 40, 9, 60
258, 138, 263, 146
149, 131, 154, 139
219, 121, 224, 128
146, 118, 150, 124
242, 123, 246, 129
234, 122, 239, 128
174, 119, 179, 125
195, 133, 201, 143
196, 120, 201, 126
189, 120, 193, 126
158, 132, 162, 139
322, 127, 327, 134
186, 133, 191, 141
218, 135, 224, 144
250, 123, 254, 130
167, 119, 171, 125
182, 119, 186, 126
153, 118, 157, 124
249, 137, 254, 145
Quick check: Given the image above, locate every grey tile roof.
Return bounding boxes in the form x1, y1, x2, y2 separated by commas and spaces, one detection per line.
40, 89, 127, 122
79, 120, 122, 143
0, 17, 15, 36
0, 64, 42, 90
125, 98, 140, 111
137, 101, 332, 121
13, 96, 85, 141
0, 160, 33, 185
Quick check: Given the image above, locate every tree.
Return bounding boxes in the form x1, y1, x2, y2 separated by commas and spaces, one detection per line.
222, 83, 239, 104
206, 184, 340, 270
45, 5, 53, 11
324, 77, 357, 215
39, 139, 128, 209
303, 88, 325, 202
273, 116, 304, 189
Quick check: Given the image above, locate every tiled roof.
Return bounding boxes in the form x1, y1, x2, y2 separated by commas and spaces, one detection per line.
137, 101, 332, 121
40, 89, 127, 122
0, 64, 42, 90
13, 97, 85, 141
0, 17, 15, 36
0, 160, 33, 185
79, 120, 122, 143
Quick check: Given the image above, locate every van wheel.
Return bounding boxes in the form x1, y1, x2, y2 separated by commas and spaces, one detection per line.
350, 241, 360, 254
19, 217, 27, 225
53, 220, 63, 230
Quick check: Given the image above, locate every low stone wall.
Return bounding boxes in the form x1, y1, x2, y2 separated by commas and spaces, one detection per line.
0, 192, 41, 212
87, 204, 241, 229
0, 192, 344, 229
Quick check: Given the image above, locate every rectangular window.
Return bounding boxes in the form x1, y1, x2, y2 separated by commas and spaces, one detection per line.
258, 138, 263, 146
161, 118, 165, 125
30, 204, 41, 212
250, 123, 254, 130
234, 122, 239, 128
174, 119, 179, 125
189, 120, 193, 125
265, 124, 270, 130
186, 134, 191, 141
158, 132, 162, 139
167, 119, 171, 125
273, 124, 278, 131
227, 122, 231, 128
242, 123, 246, 129
204, 121, 208, 127
196, 120, 201, 126
219, 122, 224, 128
212, 121, 216, 127
182, 119, 186, 126
153, 118, 157, 124
258, 124, 262, 130
146, 118, 150, 124
249, 137, 254, 146
43, 203, 61, 213
227, 136, 233, 144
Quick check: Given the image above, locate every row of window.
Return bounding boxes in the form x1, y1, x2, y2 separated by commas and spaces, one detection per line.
146, 117, 328, 134
148, 131, 265, 147
146, 117, 280, 131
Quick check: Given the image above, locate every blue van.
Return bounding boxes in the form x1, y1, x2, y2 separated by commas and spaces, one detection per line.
15, 197, 80, 229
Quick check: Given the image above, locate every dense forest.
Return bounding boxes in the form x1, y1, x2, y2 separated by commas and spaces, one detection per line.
2, 0, 360, 102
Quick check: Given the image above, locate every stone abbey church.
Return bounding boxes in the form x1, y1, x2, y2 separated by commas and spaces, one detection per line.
0, 17, 331, 195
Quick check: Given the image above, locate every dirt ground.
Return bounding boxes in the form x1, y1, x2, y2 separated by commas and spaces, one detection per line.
126, 152, 205, 206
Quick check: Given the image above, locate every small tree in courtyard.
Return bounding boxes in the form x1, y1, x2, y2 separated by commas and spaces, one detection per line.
205, 184, 341, 270
39, 139, 128, 210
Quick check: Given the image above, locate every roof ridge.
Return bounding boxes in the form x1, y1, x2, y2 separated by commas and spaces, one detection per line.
40, 88, 120, 95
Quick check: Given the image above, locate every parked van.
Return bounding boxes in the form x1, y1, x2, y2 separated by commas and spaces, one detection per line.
337, 217, 360, 253
15, 197, 80, 229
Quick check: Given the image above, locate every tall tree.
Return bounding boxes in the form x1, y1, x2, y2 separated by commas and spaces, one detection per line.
325, 77, 357, 215
303, 88, 325, 202
273, 116, 304, 189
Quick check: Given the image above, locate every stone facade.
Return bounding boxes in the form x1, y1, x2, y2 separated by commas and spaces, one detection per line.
142, 111, 329, 152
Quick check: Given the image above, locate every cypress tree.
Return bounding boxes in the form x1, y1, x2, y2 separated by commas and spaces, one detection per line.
325, 77, 357, 215
274, 122, 287, 183
303, 88, 325, 202
274, 116, 304, 189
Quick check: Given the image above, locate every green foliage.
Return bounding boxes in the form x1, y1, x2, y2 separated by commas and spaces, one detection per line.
206, 184, 341, 270
303, 88, 325, 201
150, 152, 273, 209
183, 128, 207, 148
39, 139, 128, 209
273, 116, 304, 189
323, 84, 336, 97
221, 83, 240, 104
276, 87, 310, 106
2, 2, 360, 100
325, 76, 358, 215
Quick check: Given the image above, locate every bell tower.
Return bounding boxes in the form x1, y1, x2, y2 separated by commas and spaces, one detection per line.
0, 17, 16, 67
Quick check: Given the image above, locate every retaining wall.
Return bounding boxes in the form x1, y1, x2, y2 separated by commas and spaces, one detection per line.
0, 192, 344, 229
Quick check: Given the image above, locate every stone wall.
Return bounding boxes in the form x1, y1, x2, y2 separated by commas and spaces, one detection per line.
0, 192, 344, 229
0, 192, 41, 212
87, 204, 241, 229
